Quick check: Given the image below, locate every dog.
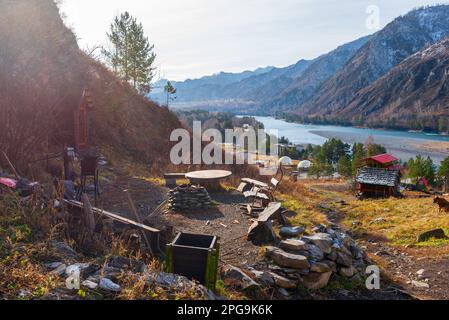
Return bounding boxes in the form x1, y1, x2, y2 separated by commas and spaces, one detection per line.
434, 197, 449, 213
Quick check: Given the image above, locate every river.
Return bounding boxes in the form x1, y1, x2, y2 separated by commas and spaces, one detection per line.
253, 116, 449, 164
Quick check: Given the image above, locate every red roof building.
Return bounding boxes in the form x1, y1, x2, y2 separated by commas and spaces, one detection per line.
363, 153, 400, 169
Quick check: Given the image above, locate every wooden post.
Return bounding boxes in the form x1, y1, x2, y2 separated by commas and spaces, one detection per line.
126, 190, 153, 256
81, 193, 96, 238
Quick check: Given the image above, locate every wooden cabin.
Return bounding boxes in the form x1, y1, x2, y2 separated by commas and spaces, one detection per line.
362, 154, 400, 169
356, 167, 401, 199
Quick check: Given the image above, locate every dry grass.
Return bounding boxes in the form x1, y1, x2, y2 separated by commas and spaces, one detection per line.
340, 197, 449, 246
275, 180, 328, 232
275, 179, 449, 248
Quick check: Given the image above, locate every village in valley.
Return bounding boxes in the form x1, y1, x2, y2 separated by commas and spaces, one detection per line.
2, 0, 449, 305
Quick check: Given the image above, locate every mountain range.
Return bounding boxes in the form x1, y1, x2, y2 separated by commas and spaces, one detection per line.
151, 5, 449, 132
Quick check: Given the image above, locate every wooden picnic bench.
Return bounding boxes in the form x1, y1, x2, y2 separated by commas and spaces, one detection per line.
238, 165, 284, 209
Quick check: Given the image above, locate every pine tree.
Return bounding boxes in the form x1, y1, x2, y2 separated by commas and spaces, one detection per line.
337, 155, 353, 177
103, 12, 156, 94
164, 81, 177, 107
438, 156, 449, 192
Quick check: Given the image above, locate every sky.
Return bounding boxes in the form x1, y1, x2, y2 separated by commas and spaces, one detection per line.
60, 0, 449, 81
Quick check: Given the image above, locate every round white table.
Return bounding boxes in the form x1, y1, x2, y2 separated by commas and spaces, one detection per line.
186, 170, 233, 191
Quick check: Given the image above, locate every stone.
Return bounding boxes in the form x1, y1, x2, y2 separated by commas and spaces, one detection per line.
280, 239, 306, 252
50, 241, 79, 260
99, 278, 121, 292
265, 246, 310, 270
349, 243, 364, 260
312, 224, 327, 233
310, 262, 332, 273
305, 244, 324, 261
106, 256, 147, 273
339, 266, 357, 278
322, 260, 338, 273
65, 263, 99, 279
326, 250, 338, 262
352, 221, 362, 227
223, 265, 260, 291
95, 266, 123, 281
44, 262, 63, 270
417, 229, 447, 243
279, 226, 305, 239
282, 210, 297, 218
302, 271, 332, 290
303, 233, 333, 254
269, 272, 298, 290
50, 264, 67, 276
248, 270, 275, 286
412, 280, 430, 289
353, 258, 366, 272
416, 269, 426, 276
278, 288, 290, 298
336, 251, 353, 268
334, 232, 351, 248
248, 221, 277, 245
82, 280, 98, 290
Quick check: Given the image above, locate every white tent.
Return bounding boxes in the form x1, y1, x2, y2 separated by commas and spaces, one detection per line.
298, 160, 312, 169
279, 156, 293, 166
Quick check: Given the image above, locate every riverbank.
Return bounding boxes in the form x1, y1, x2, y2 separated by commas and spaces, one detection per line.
311, 130, 449, 164
253, 116, 449, 164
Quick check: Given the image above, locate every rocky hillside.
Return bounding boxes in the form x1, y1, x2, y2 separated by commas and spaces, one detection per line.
336, 38, 449, 131
0, 0, 181, 171
296, 5, 449, 129
259, 35, 371, 114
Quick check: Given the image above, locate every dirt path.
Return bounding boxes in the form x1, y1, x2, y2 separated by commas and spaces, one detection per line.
361, 240, 449, 300
312, 183, 449, 300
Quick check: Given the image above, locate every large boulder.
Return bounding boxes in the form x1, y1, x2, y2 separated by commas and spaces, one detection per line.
248, 221, 277, 245
265, 247, 310, 270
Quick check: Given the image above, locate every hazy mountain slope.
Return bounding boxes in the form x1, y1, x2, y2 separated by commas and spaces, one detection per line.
150, 34, 368, 114
222, 59, 312, 101
337, 37, 449, 131
260, 35, 371, 113
298, 5, 449, 118
0, 0, 181, 170
150, 67, 274, 104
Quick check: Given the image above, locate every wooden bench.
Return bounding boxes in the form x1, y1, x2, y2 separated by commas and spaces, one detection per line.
163, 173, 186, 188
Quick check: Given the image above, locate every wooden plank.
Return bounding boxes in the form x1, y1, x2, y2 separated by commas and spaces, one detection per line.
241, 178, 268, 188
257, 202, 282, 222
64, 199, 160, 234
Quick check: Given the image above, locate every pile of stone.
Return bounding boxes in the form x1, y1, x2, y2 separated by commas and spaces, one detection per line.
226, 225, 369, 294
168, 184, 213, 211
